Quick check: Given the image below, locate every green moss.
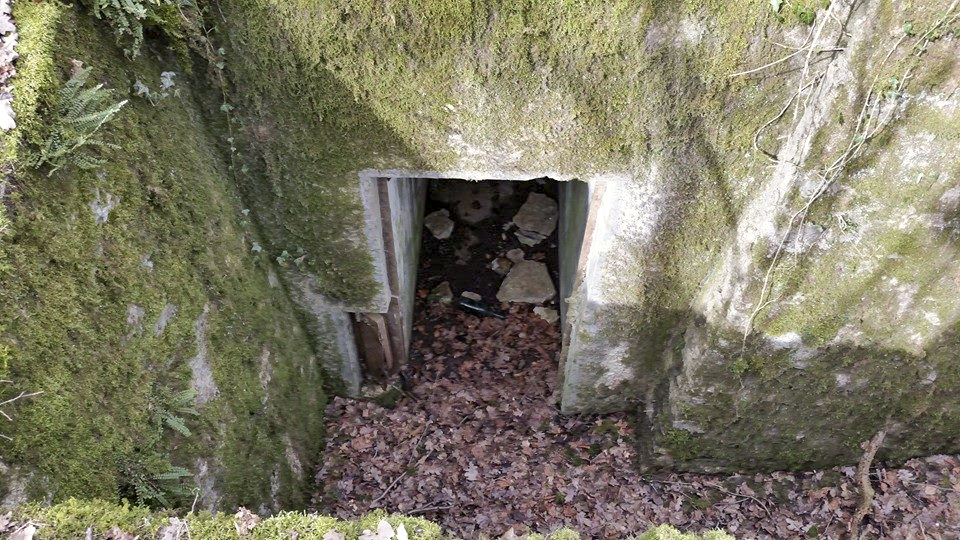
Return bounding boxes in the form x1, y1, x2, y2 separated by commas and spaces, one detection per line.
16, 499, 731, 539
0, 5, 323, 508
635, 525, 734, 540
1, 1, 63, 162
21, 498, 163, 539
662, 428, 706, 462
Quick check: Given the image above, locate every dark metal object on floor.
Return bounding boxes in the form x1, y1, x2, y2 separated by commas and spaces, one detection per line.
454, 297, 506, 319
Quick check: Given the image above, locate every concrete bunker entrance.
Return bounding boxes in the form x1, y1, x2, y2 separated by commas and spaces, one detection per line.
351, 175, 593, 396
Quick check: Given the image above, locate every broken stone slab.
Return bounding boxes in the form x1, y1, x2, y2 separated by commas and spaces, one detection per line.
512, 193, 557, 246
461, 291, 482, 301
506, 248, 525, 263
489, 257, 512, 275
534, 306, 559, 324
424, 209, 454, 239
496, 260, 556, 304
429, 281, 453, 304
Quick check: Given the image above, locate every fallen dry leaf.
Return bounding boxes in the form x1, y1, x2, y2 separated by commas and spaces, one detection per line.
233, 507, 260, 536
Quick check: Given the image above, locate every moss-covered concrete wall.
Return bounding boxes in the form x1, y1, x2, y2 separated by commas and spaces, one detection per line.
218, 0, 960, 471
0, 4, 324, 509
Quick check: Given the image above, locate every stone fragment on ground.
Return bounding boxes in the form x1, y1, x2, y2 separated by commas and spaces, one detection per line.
461, 291, 482, 301
496, 260, 556, 303
534, 306, 559, 324
506, 248, 525, 263
489, 257, 512, 275
423, 209, 454, 239
429, 281, 452, 304
512, 193, 557, 246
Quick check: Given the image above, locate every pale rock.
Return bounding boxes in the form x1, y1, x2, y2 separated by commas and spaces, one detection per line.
423, 209, 454, 239
430, 281, 453, 304
8, 523, 35, 540
0, 98, 14, 131
534, 306, 559, 324
233, 507, 260, 535
512, 193, 557, 246
496, 260, 556, 303
489, 257, 512, 275
461, 291, 482, 301
429, 180, 495, 223
506, 248, 525, 263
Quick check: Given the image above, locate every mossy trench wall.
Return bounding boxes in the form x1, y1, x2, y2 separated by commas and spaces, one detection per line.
0, 4, 324, 509
1, 0, 959, 514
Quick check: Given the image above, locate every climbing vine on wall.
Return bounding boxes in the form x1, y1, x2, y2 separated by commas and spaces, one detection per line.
734, 0, 960, 352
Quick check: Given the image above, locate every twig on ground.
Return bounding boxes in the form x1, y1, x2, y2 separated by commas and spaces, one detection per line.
849, 428, 887, 540
707, 483, 772, 517
0, 390, 43, 410
372, 422, 433, 505
407, 504, 453, 515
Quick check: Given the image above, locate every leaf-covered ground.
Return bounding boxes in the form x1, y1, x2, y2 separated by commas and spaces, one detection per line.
314, 299, 960, 539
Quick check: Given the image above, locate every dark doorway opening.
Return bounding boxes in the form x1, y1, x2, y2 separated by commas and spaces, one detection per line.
352, 175, 591, 388
418, 177, 561, 314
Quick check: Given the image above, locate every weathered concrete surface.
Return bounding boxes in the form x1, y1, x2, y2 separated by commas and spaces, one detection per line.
221, 0, 960, 470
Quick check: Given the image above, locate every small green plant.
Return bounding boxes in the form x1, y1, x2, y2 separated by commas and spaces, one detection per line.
133, 71, 180, 105
27, 67, 127, 176
115, 386, 197, 507
91, 0, 183, 58
119, 458, 193, 508
149, 387, 198, 437
770, 0, 827, 26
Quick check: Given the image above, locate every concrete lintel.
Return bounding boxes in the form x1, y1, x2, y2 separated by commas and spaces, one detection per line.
358, 168, 631, 184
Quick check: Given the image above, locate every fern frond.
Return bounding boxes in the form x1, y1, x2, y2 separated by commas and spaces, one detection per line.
160, 411, 191, 436
172, 388, 196, 406
154, 466, 191, 480
29, 67, 126, 176
91, 0, 176, 57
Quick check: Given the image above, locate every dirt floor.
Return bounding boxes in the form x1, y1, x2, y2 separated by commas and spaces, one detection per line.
313, 298, 960, 539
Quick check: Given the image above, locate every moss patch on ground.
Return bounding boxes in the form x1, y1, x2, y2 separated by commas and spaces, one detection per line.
12, 498, 733, 540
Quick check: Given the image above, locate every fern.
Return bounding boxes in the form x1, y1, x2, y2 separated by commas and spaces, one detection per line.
150, 386, 198, 436
154, 465, 191, 481
158, 410, 191, 436
121, 460, 193, 508
91, 0, 182, 58
27, 67, 127, 176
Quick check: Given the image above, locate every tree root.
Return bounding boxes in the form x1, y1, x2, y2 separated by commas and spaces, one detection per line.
848, 429, 887, 540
